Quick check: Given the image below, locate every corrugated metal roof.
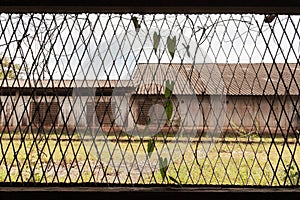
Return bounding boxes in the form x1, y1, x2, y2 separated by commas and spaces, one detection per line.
132, 63, 300, 95
0, 79, 131, 89
0, 63, 299, 95
220, 63, 299, 95
133, 63, 196, 95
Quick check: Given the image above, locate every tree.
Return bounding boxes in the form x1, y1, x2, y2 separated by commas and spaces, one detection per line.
0, 55, 23, 79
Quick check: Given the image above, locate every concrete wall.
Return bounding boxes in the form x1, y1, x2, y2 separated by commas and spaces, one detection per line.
0, 94, 299, 135
197, 95, 300, 135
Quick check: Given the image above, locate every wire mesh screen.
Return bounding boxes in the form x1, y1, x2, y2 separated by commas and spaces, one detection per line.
0, 13, 299, 186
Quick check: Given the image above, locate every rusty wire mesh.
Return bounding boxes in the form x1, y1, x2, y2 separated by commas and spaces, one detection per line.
0, 13, 299, 186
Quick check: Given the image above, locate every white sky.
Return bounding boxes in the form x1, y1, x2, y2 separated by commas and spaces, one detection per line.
0, 14, 299, 80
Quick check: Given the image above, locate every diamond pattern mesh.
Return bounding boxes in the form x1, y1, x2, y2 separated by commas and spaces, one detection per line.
0, 13, 299, 186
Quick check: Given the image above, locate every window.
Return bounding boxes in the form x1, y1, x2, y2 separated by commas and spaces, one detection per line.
85, 101, 115, 127
96, 101, 115, 126
30, 101, 59, 126
136, 99, 152, 125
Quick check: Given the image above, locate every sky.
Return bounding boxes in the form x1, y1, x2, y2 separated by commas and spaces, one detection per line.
0, 14, 299, 81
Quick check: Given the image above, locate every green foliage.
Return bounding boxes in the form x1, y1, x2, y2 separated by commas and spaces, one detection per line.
165, 80, 175, 98
167, 36, 176, 59
168, 175, 182, 186
132, 16, 252, 63
147, 138, 155, 158
159, 156, 168, 181
145, 80, 182, 184
1, 133, 299, 185
163, 100, 173, 124
153, 31, 161, 54
164, 80, 175, 124
0, 55, 23, 79
284, 164, 299, 185
131, 16, 141, 32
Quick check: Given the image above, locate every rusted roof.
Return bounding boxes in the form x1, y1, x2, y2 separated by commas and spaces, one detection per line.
133, 63, 300, 95
132, 63, 197, 95
215, 63, 300, 95
0, 79, 131, 89
0, 63, 299, 95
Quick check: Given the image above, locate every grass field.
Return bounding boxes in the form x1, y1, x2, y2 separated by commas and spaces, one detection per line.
0, 132, 299, 186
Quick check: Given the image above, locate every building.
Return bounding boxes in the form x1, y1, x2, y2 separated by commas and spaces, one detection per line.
0, 63, 299, 135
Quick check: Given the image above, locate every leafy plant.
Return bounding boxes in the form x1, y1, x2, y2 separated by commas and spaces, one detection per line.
153, 31, 161, 54
164, 80, 175, 125
168, 175, 182, 186
166, 36, 176, 59
147, 138, 155, 158
152, 32, 176, 58
159, 156, 168, 181
131, 16, 141, 32
0, 54, 24, 79
284, 164, 299, 185
145, 80, 181, 186
158, 156, 182, 186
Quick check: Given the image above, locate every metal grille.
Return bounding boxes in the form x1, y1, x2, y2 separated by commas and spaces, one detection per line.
0, 13, 299, 186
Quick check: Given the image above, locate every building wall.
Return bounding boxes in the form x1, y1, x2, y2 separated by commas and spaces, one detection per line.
128, 95, 299, 135
0, 95, 74, 130
0, 95, 19, 127
198, 95, 299, 135
0, 94, 299, 135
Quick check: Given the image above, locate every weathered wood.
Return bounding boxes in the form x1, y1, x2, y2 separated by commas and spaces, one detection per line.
0, 186, 300, 200
0, 0, 299, 14
0, 185, 300, 192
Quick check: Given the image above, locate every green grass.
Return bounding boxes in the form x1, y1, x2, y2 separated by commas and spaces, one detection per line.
0, 132, 299, 186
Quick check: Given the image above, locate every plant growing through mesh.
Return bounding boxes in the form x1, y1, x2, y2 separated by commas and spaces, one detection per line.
164, 80, 175, 125
146, 80, 181, 185
283, 163, 300, 185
